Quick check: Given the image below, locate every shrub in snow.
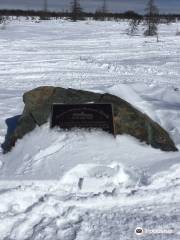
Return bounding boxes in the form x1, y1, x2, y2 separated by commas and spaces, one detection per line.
70, 0, 84, 22
127, 19, 141, 36
0, 16, 7, 30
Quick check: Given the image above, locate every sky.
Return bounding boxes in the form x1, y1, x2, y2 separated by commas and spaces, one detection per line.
0, 0, 180, 14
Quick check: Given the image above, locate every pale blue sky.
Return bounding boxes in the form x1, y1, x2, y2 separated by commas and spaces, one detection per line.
0, 0, 180, 13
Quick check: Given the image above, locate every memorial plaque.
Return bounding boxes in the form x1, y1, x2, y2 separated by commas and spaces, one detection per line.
50, 103, 115, 135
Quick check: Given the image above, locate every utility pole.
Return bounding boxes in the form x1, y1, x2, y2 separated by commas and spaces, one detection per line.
102, 0, 107, 14
101, 0, 108, 20
44, 0, 47, 12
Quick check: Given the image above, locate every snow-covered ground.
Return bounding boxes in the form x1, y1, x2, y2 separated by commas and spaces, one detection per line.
0, 19, 180, 239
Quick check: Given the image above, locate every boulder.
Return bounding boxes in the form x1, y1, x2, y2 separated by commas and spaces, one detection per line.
2, 86, 178, 153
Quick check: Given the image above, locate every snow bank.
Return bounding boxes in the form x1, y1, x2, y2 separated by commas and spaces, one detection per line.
60, 163, 143, 194
0, 124, 179, 183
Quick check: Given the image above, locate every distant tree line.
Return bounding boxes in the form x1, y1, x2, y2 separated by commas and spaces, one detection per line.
0, 9, 180, 22
0, 9, 143, 20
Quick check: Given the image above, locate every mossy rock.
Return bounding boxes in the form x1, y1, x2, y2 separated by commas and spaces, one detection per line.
2, 86, 178, 153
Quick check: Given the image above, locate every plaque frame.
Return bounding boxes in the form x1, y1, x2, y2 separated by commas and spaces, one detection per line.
50, 103, 115, 135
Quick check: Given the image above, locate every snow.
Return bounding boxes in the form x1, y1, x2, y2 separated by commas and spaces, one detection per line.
0, 19, 180, 239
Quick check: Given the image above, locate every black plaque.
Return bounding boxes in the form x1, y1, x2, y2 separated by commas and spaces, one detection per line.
50, 103, 115, 135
